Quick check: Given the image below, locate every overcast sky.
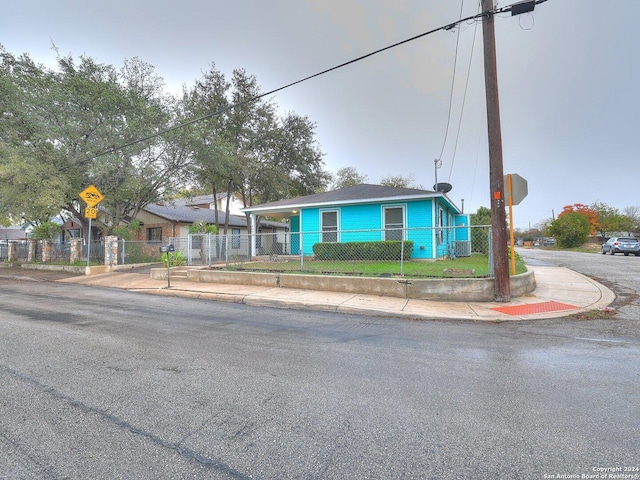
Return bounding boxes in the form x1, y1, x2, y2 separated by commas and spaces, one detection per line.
2, 0, 639, 229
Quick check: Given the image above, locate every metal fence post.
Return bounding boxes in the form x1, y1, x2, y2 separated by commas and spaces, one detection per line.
225, 235, 229, 266
488, 229, 494, 277
300, 232, 304, 270
400, 231, 405, 276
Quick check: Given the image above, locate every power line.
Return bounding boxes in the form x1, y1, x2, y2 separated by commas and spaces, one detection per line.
437, 0, 466, 163
94, 0, 550, 159
447, 2, 482, 183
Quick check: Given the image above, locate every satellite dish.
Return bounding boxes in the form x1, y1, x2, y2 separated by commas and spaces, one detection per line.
433, 182, 452, 193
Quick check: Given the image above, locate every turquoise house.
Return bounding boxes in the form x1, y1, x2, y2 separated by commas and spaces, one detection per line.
242, 184, 470, 260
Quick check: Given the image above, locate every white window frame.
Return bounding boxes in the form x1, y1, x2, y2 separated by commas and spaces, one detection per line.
437, 208, 445, 244
320, 209, 340, 243
382, 205, 406, 241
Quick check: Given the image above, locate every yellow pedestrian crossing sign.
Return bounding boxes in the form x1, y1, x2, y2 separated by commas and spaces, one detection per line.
79, 185, 104, 207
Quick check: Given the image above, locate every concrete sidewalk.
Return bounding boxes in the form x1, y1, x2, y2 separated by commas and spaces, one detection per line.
47, 265, 615, 322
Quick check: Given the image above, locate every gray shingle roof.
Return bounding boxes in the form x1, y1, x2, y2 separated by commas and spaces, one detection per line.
143, 203, 286, 229
0, 227, 27, 241
242, 183, 446, 214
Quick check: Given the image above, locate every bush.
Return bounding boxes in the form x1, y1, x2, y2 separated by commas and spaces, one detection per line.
549, 211, 591, 248
30, 221, 61, 240
312, 240, 414, 261
162, 250, 186, 267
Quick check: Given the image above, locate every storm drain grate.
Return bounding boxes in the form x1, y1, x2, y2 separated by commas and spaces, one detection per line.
492, 301, 579, 316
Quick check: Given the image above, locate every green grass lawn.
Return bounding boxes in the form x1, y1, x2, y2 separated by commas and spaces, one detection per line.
226, 253, 527, 278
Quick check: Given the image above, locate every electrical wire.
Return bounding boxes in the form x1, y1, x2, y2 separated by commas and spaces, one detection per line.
437, 0, 465, 163
94, 0, 551, 159
447, 2, 482, 183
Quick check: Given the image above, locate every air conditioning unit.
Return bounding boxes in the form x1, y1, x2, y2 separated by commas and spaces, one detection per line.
454, 241, 472, 257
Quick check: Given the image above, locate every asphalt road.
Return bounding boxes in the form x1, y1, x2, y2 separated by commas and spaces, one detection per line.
1, 261, 639, 479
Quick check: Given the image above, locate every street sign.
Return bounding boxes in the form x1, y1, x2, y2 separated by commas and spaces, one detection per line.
79, 185, 104, 207
84, 206, 98, 219
504, 173, 528, 206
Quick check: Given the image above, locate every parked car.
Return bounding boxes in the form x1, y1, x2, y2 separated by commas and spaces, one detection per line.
601, 237, 640, 256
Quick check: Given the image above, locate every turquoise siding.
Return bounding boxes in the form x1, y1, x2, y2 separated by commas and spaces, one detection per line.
299, 200, 445, 259
455, 215, 470, 242
300, 208, 320, 255
406, 200, 434, 228
406, 200, 434, 259
295, 199, 465, 259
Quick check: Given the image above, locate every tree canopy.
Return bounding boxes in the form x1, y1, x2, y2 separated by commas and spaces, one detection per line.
0, 45, 330, 236
330, 167, 368, 190
591, 201, 633, 238
549, 211, 592, 248
0, 47, 191, 238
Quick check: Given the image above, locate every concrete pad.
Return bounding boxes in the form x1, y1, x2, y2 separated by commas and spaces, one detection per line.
402, 299, 482, 320
526, 266, 615, 309
339, 294, 409, 313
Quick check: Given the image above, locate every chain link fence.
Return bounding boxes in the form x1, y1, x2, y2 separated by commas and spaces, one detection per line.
118, 240, 164, 265
6, 226, 492, 276
174, 225, 492, 277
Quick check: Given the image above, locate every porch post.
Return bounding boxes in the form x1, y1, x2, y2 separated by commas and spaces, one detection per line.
250, 214, 256, 258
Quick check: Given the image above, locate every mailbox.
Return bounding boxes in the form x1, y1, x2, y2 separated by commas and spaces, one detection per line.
159, 244, 175, 253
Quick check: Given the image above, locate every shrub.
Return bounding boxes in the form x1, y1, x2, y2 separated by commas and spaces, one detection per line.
162, 250, 186, 267
312, 240, 414, 261
549, 211, 591, 248
30, 221, 61, 240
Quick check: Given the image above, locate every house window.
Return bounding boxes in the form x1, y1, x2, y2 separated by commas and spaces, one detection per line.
321, 210, 338, 242
384, 206, 404, 241
231, 228, 241, 249
147, 227, 162, 242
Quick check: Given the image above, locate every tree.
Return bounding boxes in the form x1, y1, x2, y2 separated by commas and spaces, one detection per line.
622, 206, 640, 235
0, 47, 190, 239
185, 66, 330, 234
591, 201, 632, 239
182, 63, 233, 229
331, 167, 368, 190
1, 44, 329, 240
549, 211, 591, 248
557, 204, 598, 235
0, 142, 67, 223
380, 174, 423, 189
535, 218, 553, 237
29, 221, 61, 240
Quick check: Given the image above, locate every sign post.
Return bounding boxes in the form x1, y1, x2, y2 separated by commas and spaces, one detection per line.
79, 185, 104, 267
159, 244, 175, 289
504, 174, 528, 275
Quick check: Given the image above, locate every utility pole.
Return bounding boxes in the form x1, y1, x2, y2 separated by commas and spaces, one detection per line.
481, 0, 510, 302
